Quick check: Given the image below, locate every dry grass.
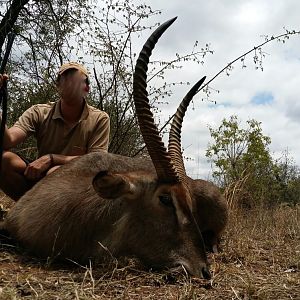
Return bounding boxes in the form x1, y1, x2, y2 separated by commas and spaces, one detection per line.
0, 194, 299, 299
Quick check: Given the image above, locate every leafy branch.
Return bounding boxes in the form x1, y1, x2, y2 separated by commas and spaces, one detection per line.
197, 28, 300, 98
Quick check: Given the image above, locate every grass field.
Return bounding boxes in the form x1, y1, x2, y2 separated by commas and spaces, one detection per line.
0, 194, 299, 299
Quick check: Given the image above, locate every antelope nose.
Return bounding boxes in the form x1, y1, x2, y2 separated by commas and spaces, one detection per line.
201, 266, 211, 280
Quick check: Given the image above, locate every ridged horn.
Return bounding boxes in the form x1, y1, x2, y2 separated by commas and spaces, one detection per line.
168, 76, 206, 181
133, 17, 179, 183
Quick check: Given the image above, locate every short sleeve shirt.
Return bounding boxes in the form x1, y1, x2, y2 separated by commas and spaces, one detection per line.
13, 100, 110, 157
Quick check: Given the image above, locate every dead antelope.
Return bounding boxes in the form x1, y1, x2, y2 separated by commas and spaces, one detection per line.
0, 17, 227, 278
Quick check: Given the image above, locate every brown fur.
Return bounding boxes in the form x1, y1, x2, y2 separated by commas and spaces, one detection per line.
1, 151, 225, 278
188, 178, 228, 252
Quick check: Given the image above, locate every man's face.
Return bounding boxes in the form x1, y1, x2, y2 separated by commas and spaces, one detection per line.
57, 70, 88, 101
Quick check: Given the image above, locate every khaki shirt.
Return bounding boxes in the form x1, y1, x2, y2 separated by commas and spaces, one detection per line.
14, 100, 110, 157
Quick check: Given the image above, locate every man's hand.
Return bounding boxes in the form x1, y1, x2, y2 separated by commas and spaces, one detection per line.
0, 74, 9, 88
24, 155, 52, 181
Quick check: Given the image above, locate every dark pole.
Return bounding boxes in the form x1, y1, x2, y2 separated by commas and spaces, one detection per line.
0, 32, 16, 171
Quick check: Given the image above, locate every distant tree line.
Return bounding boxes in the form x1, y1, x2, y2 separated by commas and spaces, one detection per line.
206, 115, 300, 208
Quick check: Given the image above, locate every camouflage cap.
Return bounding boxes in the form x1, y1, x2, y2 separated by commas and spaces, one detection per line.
58, 62, 89, 77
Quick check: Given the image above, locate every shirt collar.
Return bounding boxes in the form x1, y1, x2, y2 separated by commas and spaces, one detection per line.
52, 99, 89, 122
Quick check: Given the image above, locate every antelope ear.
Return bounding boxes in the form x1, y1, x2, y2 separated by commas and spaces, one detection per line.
92, 171, 133, 199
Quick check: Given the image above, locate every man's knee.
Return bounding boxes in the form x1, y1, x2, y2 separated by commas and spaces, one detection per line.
0, 151, 26, 183
1, 151, 27, 176
1, 151, 14, 174
0, 152, 29, 201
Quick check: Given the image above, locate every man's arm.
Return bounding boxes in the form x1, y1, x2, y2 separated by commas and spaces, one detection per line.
24, 153, 79, 180
0, 114, 27, 150
50, 153, 78, 165
1, 74, 28, 149
4, 126, 27, 149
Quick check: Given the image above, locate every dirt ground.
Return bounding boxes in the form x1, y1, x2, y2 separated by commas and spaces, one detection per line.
0, 194, 299, 300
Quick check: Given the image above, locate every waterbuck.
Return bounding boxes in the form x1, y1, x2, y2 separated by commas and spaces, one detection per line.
0, 18, 227, 278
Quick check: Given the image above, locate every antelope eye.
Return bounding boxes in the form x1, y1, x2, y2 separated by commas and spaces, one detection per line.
159, 194, 173, 207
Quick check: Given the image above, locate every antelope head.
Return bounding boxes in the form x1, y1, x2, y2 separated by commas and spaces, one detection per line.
131, 17, 210, 278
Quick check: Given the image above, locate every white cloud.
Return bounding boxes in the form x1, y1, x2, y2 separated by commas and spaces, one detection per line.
144, 0, 300, 179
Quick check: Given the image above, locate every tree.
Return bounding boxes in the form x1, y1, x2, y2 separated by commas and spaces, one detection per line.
206, 116, 300, 208
206, 116, 276, 208
1, 0, 211, 158
272, 150, 300, 205
0, 0, 29, 50
206, 116, 272, 182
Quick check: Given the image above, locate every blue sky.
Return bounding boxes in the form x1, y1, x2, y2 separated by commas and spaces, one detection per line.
251, 92, 274, 105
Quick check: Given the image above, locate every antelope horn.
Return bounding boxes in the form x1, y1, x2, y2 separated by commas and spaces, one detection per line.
133, 17, 179, 183
168, 76, 206, 181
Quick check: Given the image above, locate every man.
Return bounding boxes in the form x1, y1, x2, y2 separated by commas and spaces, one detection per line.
0, 62, 110, 200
